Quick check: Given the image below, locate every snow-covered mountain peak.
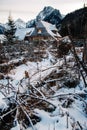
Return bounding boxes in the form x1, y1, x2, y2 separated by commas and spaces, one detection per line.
42, 6, 54, 13
36, 6, 54, 20
15, 18, 26, 29
27, 6, 63, 28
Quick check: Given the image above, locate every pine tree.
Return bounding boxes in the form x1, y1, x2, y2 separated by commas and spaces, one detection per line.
4, 15, 16, 44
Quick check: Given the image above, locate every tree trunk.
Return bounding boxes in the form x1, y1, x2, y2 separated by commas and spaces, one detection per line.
83, 39, 87, 63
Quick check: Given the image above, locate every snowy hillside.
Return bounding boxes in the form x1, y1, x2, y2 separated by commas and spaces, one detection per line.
0, 38, 87, 130
0, 4, 87, 130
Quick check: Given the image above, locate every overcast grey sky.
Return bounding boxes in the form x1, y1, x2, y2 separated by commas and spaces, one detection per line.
0, 0, 86, 23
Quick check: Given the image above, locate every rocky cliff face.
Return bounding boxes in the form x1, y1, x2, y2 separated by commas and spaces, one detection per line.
36, 6, 54, 20
43, 8, 62, 28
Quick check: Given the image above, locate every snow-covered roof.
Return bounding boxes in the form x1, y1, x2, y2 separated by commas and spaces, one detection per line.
15, 28, 34, 40
40, 20, 58, 31
29, 20, 61, 40
41, 21, 61, 39
45, 20, 61, 39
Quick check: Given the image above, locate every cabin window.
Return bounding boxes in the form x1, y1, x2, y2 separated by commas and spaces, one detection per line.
37, 29, 42, 34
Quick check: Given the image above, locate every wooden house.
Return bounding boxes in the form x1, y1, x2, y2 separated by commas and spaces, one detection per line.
24, 20, 61, 41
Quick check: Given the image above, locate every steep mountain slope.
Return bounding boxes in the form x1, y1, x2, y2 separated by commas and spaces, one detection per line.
26, 6, 63, 28
26, 19, 35, 28
43, 8, 62, 28
60, 7, 87, 38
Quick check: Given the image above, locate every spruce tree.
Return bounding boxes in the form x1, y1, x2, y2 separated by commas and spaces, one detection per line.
5, 15, 16, 44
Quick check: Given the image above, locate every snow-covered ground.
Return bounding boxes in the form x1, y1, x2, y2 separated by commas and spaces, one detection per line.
0, 50, 87, 130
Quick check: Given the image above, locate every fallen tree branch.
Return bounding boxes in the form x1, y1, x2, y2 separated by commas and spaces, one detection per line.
14, 98, 36, 130
47, 92, 87, 106
31, 84, 46, 99
26, 94, 56, 109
